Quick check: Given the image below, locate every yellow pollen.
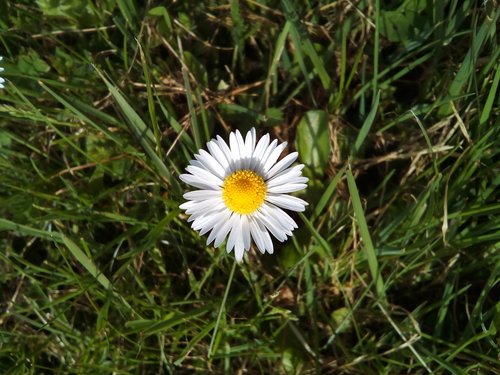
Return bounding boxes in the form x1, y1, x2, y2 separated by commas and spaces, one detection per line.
222, 170, 266, 214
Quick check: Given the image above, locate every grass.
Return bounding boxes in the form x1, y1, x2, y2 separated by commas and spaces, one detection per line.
0, 0, 499, 373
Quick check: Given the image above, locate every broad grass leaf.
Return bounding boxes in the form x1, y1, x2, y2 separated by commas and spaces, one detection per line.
18, 51, 50, 75
264, 107, 284, 127
295, 110, 330, 175
380, 0, 431, 42
148, 6, 173, 39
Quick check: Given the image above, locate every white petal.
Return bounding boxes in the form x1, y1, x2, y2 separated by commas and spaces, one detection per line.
190, 206, 226, 230
213, 221, 232, 247
253, 211, 288, 242
187, 200, 224, 217
236, 129, 247, 154
250, 214, 275, 254
198, 209, 229, 235
183, 198, 225, 215
216, 135, 236, 171
183, 200, 224, 216
263, 231, 274, 254
265, 194, 308, 212
267, 183, 308, 194
245, 128, 257, 156
209, 213, 234, 247
241, 128, 256, 169
259, 139, 278, 171
229, 132, 241, 168
190, 159, 226, 181
233, 217, 247, 261
197, 219, 216, 235
265, 152, 298, 179
253, 133, 270, 160
235, 130, 250, 169
241, 214, 251, 251
183, 190, 221, 201
263, 202, 298, 230
206, 219, 222, 245
191, 214, 214, 231
235, 243, 245, 262
207, 140, 230, 171
179, 173, 220, 190
263, 142, 287, 173
234, 217, 245, 255
179, 200, 197, 210
249, 217, 267, 254
226, 214, 242, 252
185, 166, 223, 186
267, 165, 306, 187
196, 149, 226, 179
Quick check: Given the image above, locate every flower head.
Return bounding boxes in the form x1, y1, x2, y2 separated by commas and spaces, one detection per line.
180, 128, 308, 261
0, 56, 4, 89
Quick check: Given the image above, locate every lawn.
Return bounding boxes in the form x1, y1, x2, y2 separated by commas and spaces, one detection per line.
0, 0, 499, 373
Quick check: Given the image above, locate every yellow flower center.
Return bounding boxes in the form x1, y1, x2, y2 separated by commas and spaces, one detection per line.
222, 170, 266, 214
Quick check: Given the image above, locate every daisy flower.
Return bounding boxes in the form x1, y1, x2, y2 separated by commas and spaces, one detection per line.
180, 128, 308, 261
0, 56, 4, 89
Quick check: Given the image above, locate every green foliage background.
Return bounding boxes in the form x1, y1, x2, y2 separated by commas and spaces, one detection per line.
0, 0, 499, 373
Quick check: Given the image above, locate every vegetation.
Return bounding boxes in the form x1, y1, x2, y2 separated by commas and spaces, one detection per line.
0, 0, 498, 373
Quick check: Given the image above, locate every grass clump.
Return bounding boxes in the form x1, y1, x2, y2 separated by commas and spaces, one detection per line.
1, 0, 499, 373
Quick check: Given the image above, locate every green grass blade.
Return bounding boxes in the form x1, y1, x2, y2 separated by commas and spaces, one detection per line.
353, 90, 380, 156
346, 167, 386, 301
208, 261, 237, 358
373, 0, 380, 97
178, 36, 202, 150
263, 21, 291, 108
312, 165, 347, 221
411, 110, 440, 176
0, 218, 63, 243
138, 41, 162, 155
95, 68, 172, 182
39, 82, 122, 146
281, 0, 330, 90
60, 235, 111, 290
298, 212, 333, 260
439, 11, 499, 115
479, 62, 500, 127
